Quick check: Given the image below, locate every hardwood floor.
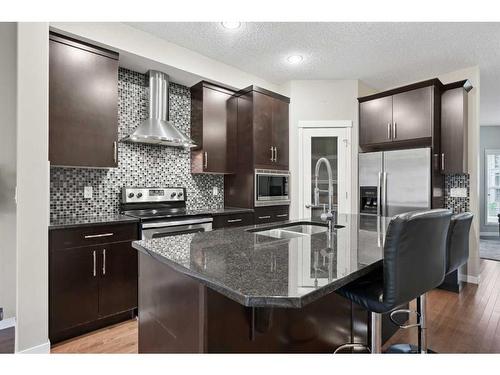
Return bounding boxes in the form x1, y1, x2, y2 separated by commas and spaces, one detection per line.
385, 259, 500, 353
51, 319, 138, 354
51, 259, 500, 354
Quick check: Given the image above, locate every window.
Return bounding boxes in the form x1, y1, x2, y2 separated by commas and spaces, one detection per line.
485, 149, 500, 224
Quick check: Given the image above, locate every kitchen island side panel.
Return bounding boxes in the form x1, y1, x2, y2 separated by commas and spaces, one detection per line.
138, 251, 368, 353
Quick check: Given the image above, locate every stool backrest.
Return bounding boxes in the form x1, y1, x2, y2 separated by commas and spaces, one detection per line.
446, 212, 473, 275
383, 209, 452, 309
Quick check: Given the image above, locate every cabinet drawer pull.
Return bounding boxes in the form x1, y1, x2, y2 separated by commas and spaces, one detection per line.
102, 249, 106, 276
84, 233, 114, 239
93, 250, 96, 277
227, 218, 243, 223
276, 214, 288, 218
258, 215, 271, 219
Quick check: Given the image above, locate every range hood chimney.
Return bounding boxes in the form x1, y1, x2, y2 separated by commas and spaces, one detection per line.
121, 70, 195, 148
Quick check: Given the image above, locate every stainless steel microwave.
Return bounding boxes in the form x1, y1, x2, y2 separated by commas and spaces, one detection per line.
255, 169, 290, 207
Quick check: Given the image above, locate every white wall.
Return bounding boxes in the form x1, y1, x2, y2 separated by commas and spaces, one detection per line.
49, 22, 282, 94
0, 23, 17, 320
16, 22, 50, 353
284, 80, 371, 219
438, 66, 481, 282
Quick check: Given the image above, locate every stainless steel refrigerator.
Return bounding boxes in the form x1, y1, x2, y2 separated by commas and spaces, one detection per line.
359, 147, 431, 217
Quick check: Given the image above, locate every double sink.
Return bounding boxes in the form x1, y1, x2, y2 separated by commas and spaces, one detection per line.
249, 222, 344, 240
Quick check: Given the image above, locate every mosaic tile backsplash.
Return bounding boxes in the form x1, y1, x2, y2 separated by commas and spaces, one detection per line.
50, 68, 224, 220
444, 174, 470, 213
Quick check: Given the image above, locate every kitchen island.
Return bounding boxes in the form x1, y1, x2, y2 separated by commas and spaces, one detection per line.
132, 214, 392, 353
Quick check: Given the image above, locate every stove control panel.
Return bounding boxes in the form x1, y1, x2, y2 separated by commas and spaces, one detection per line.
122, 187, 186, 203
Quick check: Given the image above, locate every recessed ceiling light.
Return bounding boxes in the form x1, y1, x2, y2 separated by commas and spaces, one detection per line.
221, 22, 241, 30
287, 55, 304, 64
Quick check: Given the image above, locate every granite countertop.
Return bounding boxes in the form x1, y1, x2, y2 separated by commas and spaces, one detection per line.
49, 207, 254, 230
133, 214, 391, 308
49, 214, 140, 230
183, 207, 254, 217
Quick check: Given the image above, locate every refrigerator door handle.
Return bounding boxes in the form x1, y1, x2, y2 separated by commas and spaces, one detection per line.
382, 171, 388, 217
377, 172, 382, 217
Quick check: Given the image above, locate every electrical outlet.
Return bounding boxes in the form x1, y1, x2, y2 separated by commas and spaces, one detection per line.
212, 186, 219, 196
450, 187, 467, 198
84, 186, 93, 199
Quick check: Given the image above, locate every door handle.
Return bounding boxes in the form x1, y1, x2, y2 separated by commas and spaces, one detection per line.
382, 172, 387, 217
387, 123, 391, 140
270, 146, 274, 162
113, 141, 117, 164
102, 249, 106, 276
441, 153, 445, 171
204, 152, 208, 169
274, 147, 278, 162
393, 122, 397, 139
93, 250, 96, 277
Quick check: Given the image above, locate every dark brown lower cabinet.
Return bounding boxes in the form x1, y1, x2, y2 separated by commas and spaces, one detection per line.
254, 206, 289, 225
98, 242, 138, 317
49, 223, 138, 343
212, 212, 254, 229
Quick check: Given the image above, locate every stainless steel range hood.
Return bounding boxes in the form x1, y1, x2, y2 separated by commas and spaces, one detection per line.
121, 70, 195, 148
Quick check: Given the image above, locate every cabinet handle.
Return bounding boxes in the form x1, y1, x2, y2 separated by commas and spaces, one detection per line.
270, 146, 274, 162
393, 122, 397, 139
441, 153, 445, 171
84, 233, 114, 239
276, 214, 288, 218
93, 250, 96, 277
113, 141, 117, 164
274, 147, 278, 162
258, 215, 271, 219
102, 249, 106, 276
387, 123, 391, 140
204, 152, 208, 169
227, 218, 242, 223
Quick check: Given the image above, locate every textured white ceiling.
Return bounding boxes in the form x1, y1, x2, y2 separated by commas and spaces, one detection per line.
127, 22, 500, 125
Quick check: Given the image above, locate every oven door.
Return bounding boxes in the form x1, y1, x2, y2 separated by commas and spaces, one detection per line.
255, 171, 290, 206
141, 217, 213, 240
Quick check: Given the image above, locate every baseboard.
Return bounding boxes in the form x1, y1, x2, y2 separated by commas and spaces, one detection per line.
18, 339, 51, 354
459, 274, 481, 285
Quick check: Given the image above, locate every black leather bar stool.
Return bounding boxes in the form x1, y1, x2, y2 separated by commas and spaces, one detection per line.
334, 209, 452, 354
389, 211, 474, 354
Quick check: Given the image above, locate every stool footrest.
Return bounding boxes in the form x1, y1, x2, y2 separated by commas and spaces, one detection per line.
390, 308, 421, 329
333, 343, 370, 354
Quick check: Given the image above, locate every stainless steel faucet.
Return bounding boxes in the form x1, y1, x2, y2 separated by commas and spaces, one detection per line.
314, 157, 337, 232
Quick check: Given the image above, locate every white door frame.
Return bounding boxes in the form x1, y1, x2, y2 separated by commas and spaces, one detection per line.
297, 120, 353, 219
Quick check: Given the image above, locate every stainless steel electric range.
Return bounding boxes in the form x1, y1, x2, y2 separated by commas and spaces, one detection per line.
120, 187, 213, 240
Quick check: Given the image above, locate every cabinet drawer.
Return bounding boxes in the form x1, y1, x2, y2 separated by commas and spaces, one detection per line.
213, 212, 254, 229
254, 206, 289, 224
50, 223, 139, 250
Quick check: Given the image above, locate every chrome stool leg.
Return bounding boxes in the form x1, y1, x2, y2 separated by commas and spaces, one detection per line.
418, 294, 428, 353
371, 312, 382, 353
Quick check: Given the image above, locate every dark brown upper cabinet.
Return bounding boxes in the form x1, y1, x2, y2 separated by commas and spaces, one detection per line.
359, 96, 393, 145
49, 32, 119, 168
224, 87, 290, 209
190, 81, 235, 174
440, 80, 472, 174
251, 89, 290, 170
359, 80, 440, 151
